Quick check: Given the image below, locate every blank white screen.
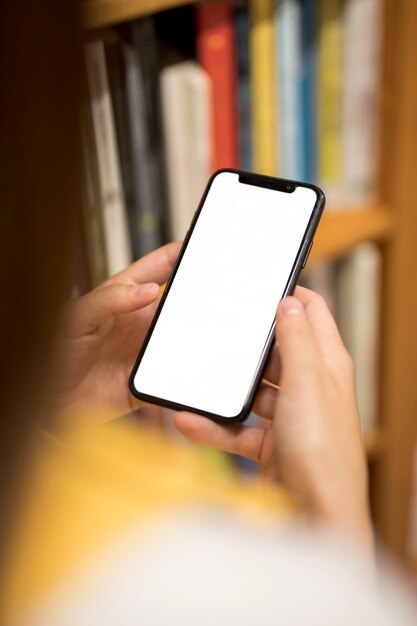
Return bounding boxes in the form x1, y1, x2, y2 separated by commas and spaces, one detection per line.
134, 172, 317, 418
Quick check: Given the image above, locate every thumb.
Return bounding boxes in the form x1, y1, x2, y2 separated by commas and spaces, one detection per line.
275, 296, 320, 385
62, 281, 159, 338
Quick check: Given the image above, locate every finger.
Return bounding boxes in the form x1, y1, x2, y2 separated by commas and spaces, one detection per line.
62, 282, 159, 338
107, 242, 181, 287
293, 286, 349, 366
262, 344, 281, 385
275, 296, 321, 386
252, 381, 278, 420
174, 412, 271, 463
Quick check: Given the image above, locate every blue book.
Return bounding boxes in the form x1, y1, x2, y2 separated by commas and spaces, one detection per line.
276, 0, 303, 180
235, 7, 252, 171
300, 0, 317, 183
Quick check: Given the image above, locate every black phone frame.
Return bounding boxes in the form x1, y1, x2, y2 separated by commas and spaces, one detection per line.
128, 168, 325, 424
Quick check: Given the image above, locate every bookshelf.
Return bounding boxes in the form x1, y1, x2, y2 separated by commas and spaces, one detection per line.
81, 0, 194, 28
311, 205, 393, 264
80, 0, 417, 565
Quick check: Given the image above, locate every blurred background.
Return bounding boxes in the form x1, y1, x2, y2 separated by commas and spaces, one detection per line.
78, 0, 417, 572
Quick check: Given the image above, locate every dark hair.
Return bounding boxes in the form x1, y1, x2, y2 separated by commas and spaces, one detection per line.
0, 0, 81, 579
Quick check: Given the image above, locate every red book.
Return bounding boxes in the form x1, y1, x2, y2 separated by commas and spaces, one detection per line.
196, 2, 238, 171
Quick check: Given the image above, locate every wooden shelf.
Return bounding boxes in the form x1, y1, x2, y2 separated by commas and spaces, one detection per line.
310, 204, 394, 264
81, 0, 191, 29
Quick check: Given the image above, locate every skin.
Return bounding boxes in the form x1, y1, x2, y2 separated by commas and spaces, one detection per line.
175, 289, 373, 547
56, 244, 372, 547
55, 242, 181, 425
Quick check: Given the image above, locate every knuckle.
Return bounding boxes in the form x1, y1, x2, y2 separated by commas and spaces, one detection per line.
98, 282, 126, 300
61, 294, 81, 320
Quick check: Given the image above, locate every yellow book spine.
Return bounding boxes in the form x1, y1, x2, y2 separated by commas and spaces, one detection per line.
249, 0, 277, 175
318, 0, 343, 192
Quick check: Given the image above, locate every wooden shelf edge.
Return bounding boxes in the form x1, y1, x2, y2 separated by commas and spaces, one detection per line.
81, 0, 195, 29
310, 204, 394, 264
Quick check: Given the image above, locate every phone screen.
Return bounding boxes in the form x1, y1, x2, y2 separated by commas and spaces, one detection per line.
132, 171, 320, 420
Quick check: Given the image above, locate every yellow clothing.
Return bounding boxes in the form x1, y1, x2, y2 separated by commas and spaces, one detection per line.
4, 418, 293, 622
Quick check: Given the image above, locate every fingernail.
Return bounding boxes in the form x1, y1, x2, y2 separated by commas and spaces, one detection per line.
280, 297, 304, 316
132, 282, 158, 297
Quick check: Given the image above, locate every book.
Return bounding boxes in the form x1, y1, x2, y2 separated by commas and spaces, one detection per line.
80, 99, 108, 286
132, 19, 171, 245
336, 244, 381, 434
300, 0, 317, 183
317, 0, 343, 204
196, 2, 238, 171
104, 34, 137, 260
301, 262, 338, 317
249, 0, 277, 175
235, 5, 252, 171
342, 0, 382, 204
123, 18, 167, 257
276, 0, 303, 179
160, 61, 211, 240
84, 40, 132, 275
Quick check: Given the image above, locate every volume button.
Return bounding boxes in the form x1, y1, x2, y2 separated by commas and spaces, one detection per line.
301, 240, 313, 269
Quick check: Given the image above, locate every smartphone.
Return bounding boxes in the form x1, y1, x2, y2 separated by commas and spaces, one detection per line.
129, 169, 325, 423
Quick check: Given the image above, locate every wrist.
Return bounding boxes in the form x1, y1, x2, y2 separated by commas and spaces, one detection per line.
312, 495, 374, 553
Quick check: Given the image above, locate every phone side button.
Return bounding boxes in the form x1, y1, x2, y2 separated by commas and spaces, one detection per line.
301, 241, 313, 269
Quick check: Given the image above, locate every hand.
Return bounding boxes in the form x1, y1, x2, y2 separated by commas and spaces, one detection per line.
175, 287, 372, 543
55, 242, 180, 427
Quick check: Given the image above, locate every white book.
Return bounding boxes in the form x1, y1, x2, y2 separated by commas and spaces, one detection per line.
276, 0, 303, 179
160, 61, 211, 241
342, 0, 382, 204
84, 40, 132, 275
302, 262, 338, 317
336, 244, 381, 433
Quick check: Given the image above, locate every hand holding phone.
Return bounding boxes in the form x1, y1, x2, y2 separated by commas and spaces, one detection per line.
129, 170, 324, 423
175, 288, 373, 549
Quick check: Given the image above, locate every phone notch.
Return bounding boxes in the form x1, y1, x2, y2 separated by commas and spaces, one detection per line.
238, 173, 296, 193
